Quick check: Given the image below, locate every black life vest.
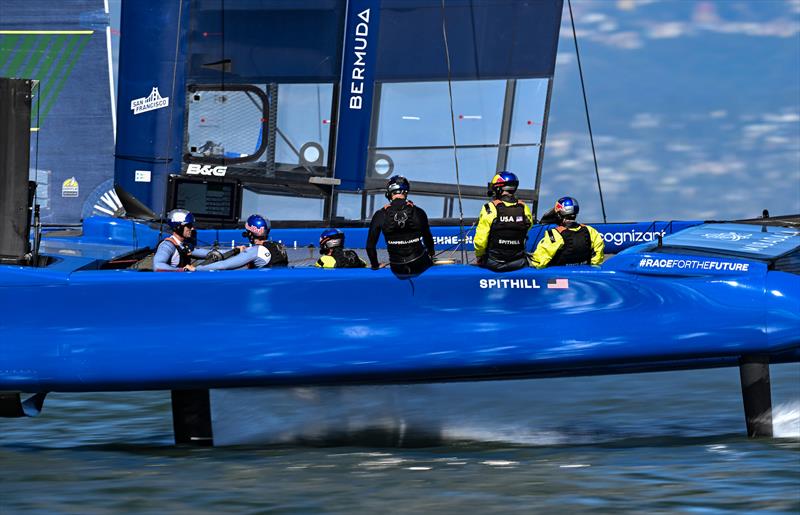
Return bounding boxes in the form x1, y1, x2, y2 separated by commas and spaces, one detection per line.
549, 224, 592, 266
328, 248, 366, 268
260, 240, 289, 267
382, 200, 426, 265
164, 236, 192, 268
486, 200, 529, 263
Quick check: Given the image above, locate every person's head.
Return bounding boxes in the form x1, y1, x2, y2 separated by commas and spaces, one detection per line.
487, 171, 519, 200
166, 209, 195, 239
385, 175, 410, 200
319, 228, 345, 255
554, 196, 580, 223
243, 214, 270, 244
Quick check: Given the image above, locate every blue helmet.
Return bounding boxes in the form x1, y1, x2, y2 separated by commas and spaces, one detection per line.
166, 209, 195, 232
488, 171, 519, 198
244, 214, 270, 240
555, 196, 580, 219
385, 175, 410, 200
319, 228, 344, 253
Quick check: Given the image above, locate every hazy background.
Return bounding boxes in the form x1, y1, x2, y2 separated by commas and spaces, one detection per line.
542, 0, 800, 222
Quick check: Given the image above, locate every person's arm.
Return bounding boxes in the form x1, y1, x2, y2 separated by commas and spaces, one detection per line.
588, 225, 605, 265
473, 204, 494, 259
194, 246, 258, 270
417, 207, 435, 257
531, 229, 563, 269
366, 210, 384, 269
153, 241, 178, 271
523, 203, 534, 229
191, 247, 211, 259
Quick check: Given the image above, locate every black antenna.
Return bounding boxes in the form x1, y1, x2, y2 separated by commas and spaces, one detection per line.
568, 0, 607, 223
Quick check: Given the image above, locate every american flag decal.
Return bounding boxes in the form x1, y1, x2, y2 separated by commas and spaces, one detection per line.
547, 278, 569, 289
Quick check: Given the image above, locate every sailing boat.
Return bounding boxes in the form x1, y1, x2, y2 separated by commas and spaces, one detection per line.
0, 0, 798, 445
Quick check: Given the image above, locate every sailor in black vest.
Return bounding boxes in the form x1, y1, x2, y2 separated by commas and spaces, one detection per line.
531, 197, 605, 268
153, 209, 211, 271
194, 214, 289, 270
315, 229, 367, 268
366, 175, 435, 276
473, 171, 534, 272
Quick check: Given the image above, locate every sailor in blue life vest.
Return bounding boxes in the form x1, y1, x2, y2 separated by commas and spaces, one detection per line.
366, 175, 435, 276
194, 214, 289, 271
153, 209, 212, 271
531, 197, 604, 268
316, 229, 367, 268
473, 171, 534, 272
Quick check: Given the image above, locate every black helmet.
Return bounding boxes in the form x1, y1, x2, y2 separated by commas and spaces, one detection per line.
385, 175, 410, 200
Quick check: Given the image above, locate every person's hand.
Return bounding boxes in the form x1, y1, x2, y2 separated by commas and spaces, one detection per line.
237, 245, 247, 252
183, 264, 196, 272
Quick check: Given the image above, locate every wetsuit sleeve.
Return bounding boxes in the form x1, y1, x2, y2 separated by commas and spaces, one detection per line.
531, 229, 563, 269
153, 240, 178, 271
588, 225, 605, 265
191, 248, 211, 259
316, 255, 336, 268
194, 246, 258, 271
417, 208, 435, 257
473, 203, 496, 259
366, 210, 384, 269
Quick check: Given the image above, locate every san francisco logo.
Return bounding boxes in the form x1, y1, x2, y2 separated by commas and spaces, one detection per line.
130, 87, 170, 115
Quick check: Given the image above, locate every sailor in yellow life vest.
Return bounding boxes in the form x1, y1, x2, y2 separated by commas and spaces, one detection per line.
315, 229, 367, 268
531, 196, 605, 268
474, 171, 534, 272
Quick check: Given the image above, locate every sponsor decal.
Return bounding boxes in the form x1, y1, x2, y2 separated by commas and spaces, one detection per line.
740, 231, 798, 253
547, 278, 569, 289
700, 231, 752, 242
186, 164, 227, 177
433, 235, 474, 245
348, 9, 370, 110
130, 87, 169, 115
480, 278, 540, 289
638, 257, 749, 272
61, 176, 79, 197
134, 170, 151, 183
603, 230, 666, 247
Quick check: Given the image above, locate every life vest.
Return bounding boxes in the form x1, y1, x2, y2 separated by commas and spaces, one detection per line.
164, 235, 192, 268
331, 248, 366, 268
485, 200, 528, 263
548, 224, 592, 266
259, 240, 289, 267
382, 200, 426, 265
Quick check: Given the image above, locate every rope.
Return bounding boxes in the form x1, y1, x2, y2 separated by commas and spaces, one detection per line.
440, 0, 468, 264
567, 0, 607, 223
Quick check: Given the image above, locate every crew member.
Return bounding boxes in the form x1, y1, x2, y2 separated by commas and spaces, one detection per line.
531, 197, 604, 268
153, 209, 211, 271
473, 171, 534, 272
194, 214, 289, 271
366, 175, 435, 276
315, 229, 367, 268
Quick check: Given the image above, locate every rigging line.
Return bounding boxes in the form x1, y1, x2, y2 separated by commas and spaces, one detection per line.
567, 0, 607, 224
164, 0, 185, 217
440, 0, 467, 265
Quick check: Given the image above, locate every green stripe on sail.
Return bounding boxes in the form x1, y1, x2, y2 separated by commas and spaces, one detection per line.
5, 35, 35, 76
20, 35, 53, 80
29, 35, 67, 120
0, 35, 20, 71
40, 35, 90, 123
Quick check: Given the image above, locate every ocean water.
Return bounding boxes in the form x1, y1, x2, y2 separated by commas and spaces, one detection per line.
1, 365, 798, 514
